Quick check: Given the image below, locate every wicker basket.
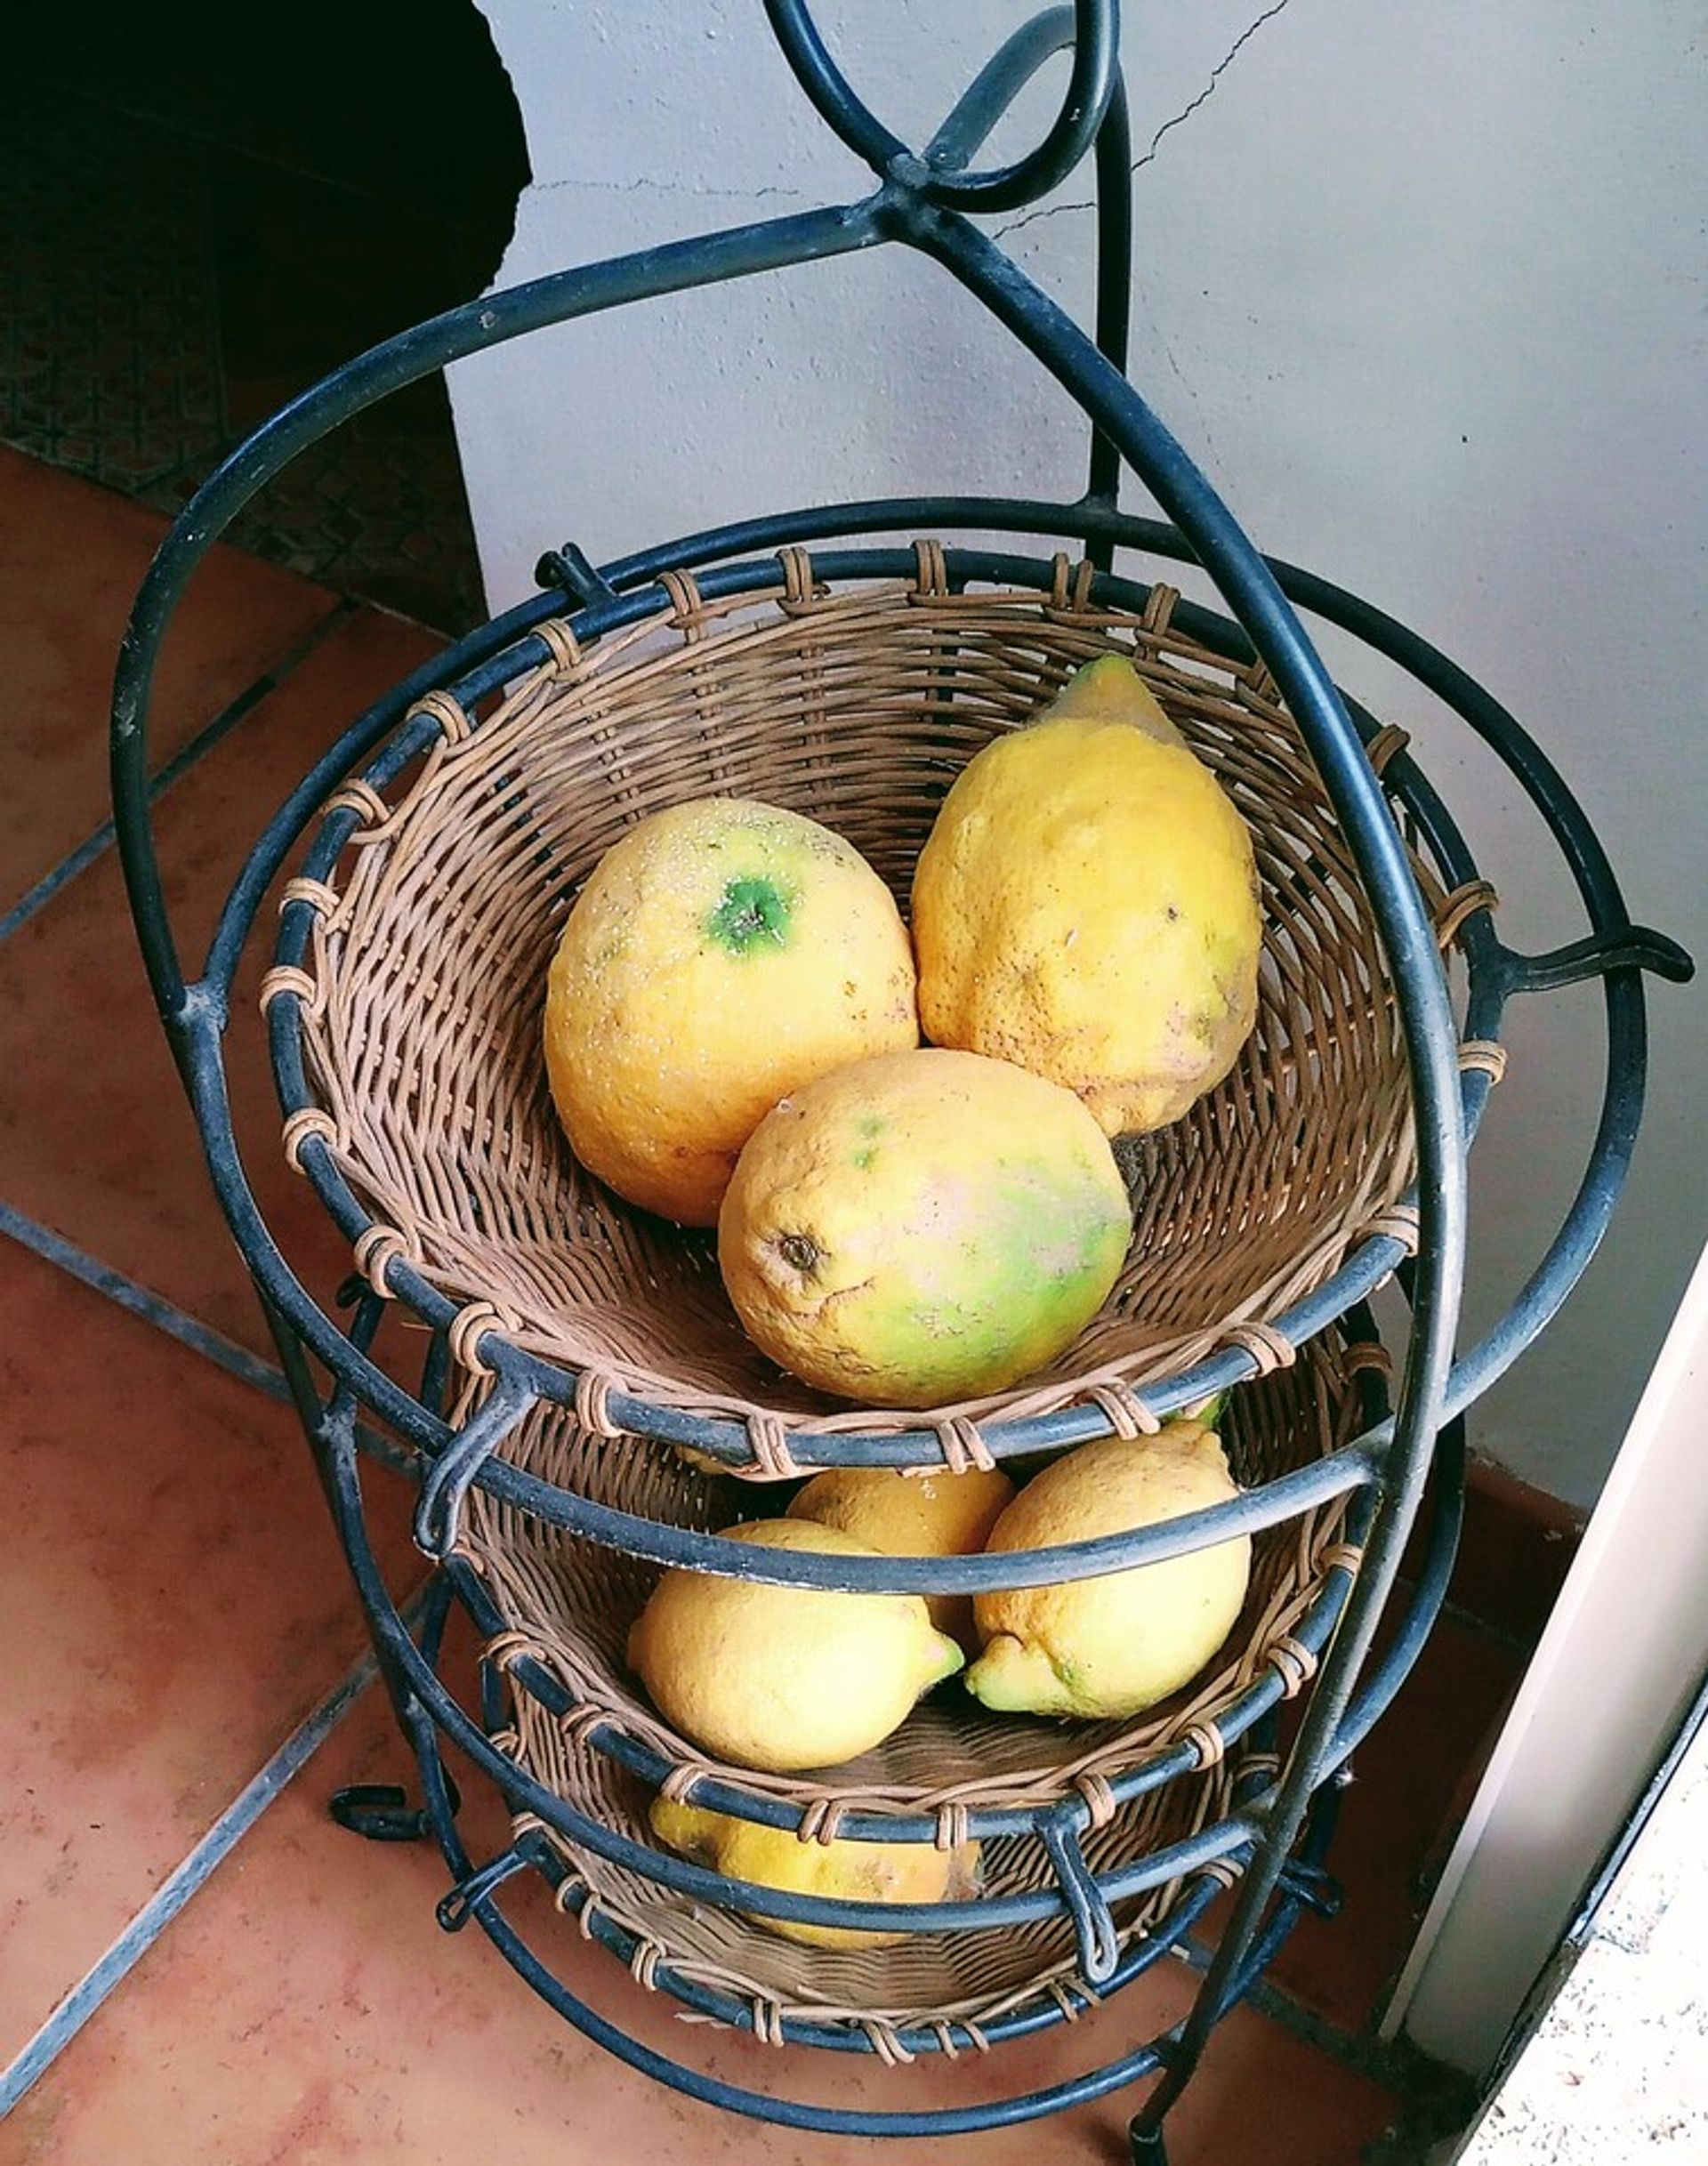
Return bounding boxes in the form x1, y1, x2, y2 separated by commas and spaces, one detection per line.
272, 552, 1436, 1469
456, 1328, 1370, 2048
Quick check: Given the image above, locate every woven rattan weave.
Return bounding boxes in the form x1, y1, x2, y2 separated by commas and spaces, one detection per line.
458, 1329, 1365, 2038
278, 558, 1429, 1469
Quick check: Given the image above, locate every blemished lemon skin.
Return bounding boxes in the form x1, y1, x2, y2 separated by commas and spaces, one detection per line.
626, 1519, 964, 1773
965, 1424, 1253, 1719
912, 655, 1262, 1138
786, 1463, 1017, 1651
717, 1048, 1132, 1409
648, 1792, 980, 1950
544, 796, 918, 1226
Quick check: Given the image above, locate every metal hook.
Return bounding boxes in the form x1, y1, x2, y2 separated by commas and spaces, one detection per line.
1042, 1813, 1122, 1988
535, 541, 618, 609
329, 1772, 462, 1844
1505, 925, 1695, 995
412, 1375, 535, 1558
763, 0, 1119, 215
436, 1835, 547, 1932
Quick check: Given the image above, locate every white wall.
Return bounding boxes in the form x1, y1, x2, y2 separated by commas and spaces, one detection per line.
451, 1, 1707, 1508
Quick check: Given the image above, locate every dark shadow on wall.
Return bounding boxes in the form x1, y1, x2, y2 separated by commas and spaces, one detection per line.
4, 0, 529, 632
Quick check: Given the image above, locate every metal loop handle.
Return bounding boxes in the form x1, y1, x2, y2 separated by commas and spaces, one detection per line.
413, 1376, 536, 1558
436, 1835, 551, 1933
763, 0, 1119, 213
1042, 1814, 1122, 1987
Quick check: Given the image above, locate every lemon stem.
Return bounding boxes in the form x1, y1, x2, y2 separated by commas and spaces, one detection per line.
924, 1631, 968, 1687
706, 875, 793, 954
963, 1634, 1076, 1714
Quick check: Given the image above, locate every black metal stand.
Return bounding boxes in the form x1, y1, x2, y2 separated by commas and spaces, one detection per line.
109, 2, 1690, 2153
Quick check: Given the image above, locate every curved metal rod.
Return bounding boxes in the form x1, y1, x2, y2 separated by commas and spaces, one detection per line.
1085, 70, 1134, 535
110, 201, 886, 1020
881, 203, 1467, 2140
475, 1436, 1371, 1594
759, 0, 910, 177
923, 7, 1084, 173
765, 0, 1119, 213
412, 1373, 535, 1557
1329, 1413, 1467, 1764
914, 1, 1134, 535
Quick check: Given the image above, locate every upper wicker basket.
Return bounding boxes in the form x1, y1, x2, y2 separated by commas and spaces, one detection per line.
272, 548, 1443, 1469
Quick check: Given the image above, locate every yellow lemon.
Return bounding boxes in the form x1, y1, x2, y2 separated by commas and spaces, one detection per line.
627, 1519, 963, 1773
965, 1425, 1252, 1719
544, 796, 917, 1225
786, 1463, 1016, 1651
912, 654, 1262, 1136
648, 1792, 980, 1950
718, 1048, 1132, 1409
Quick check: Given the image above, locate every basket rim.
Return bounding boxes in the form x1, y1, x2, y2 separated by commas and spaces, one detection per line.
264, 541, 1506, 1478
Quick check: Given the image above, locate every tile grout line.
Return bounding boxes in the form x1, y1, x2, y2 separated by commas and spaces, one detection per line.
0, 1203, 293, 1408
0, 592, 358, 946
0, 1605, 421, 2119
0, 1029, 426, 1455
0, 1206, 422, 1484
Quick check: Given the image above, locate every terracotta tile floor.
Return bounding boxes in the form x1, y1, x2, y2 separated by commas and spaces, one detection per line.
0, 444, 337, 920
0, 1236, 425, 2073
0, 448, 1531, 2162
0, 604, 438, 1360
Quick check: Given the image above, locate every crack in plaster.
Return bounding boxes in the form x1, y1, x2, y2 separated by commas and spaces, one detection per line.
991, 0, 1298, 242
526, 174, 810, 202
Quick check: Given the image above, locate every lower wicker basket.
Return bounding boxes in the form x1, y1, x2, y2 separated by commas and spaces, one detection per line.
458, 1330, 1373, 2049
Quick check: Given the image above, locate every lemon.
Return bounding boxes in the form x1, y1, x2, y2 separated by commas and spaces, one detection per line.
965, 1425, 1252, 1719
544, 796, 918, 1225
627, 1519, 963, 1772
786, 1463, 1016, 1651
648, 1792, 980, 1950
718, 1048, 1132, 1408
912, 654, 1262, 1136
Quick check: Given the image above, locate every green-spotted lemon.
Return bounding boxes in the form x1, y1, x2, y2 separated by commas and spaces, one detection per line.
626, 1519, 963, 1773
648, 1792, 980, 1950
544, 796, 917, 1225
717, 1047, 1132, 1408
786, 1463, 1016, 1651
912, 653, 1262, 1136
964, 1424, 1252, 1719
